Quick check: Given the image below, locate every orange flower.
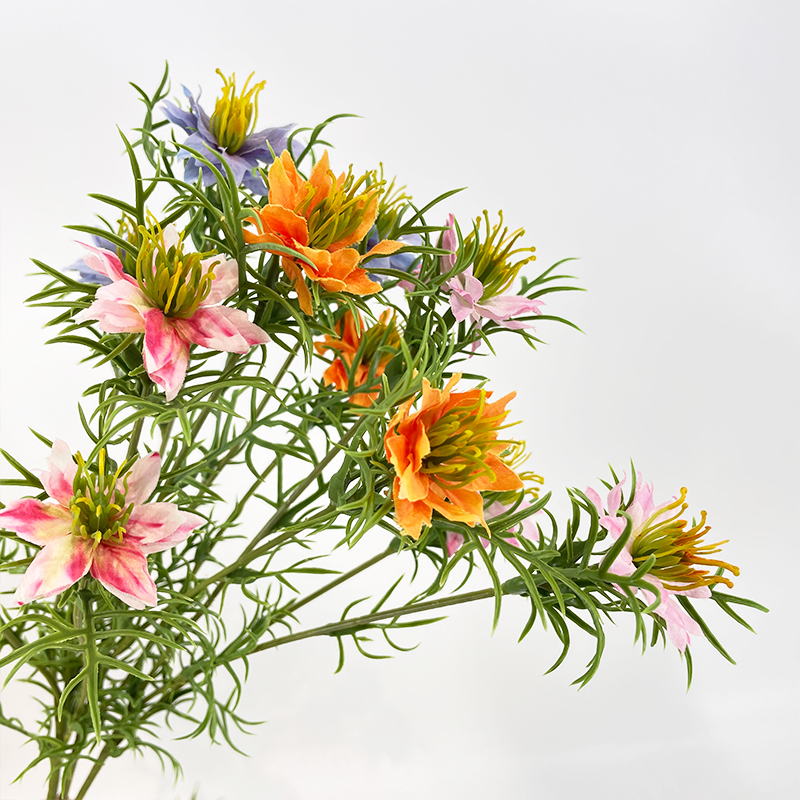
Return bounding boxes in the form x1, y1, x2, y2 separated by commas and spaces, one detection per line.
315, 310, 400, 407
384, 375, 524, 539
243, 150, 404, 314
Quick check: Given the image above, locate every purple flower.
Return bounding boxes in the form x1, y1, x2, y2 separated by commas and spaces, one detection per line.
366, 229, 422, 283
162, 72, 293, 195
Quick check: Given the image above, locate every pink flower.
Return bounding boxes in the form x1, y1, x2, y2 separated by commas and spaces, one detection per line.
586, 473, 739, 652
77, 223, 269, 401
440, 213, 544, 331
446, 496, 542, 557
0, 440, 203, 609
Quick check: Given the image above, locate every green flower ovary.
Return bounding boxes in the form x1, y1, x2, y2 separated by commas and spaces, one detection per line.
421, 391, 513, 489
209, 69, 265, 154
629, 489, 739, 592
69, 450, 133, 546
304, 168, 383, 251
466, 210, 536, 300
135, 222, 219, 318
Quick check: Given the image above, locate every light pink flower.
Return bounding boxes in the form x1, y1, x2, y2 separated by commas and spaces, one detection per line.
77, 224, 269, 401
440, 214, 544, 330
0, 440, 203, 609
446, 496, 542, 557
586, 473, 739, 652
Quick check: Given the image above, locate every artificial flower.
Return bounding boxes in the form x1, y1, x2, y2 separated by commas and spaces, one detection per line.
442, 212, 544, 329
162, 70, 293, 194
0, 441, 203, 609
586, 473, 739, 651
366, 230, 422, 279
314, 309, 400, 406
243, 150, 404, 314
77, 222, 269, 401
384, 374, 523, 539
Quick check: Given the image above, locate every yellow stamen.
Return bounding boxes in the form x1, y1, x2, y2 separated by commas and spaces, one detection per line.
210, 70, 265, 153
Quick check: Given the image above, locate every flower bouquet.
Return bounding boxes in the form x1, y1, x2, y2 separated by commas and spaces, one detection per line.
0, 65, 765, 800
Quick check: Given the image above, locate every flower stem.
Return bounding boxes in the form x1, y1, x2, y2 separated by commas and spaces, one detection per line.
252, 587, 497, 654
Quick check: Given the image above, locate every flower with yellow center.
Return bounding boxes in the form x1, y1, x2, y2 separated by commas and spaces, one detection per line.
315, 309, 400, 406
586, 473, 740, 651
385, 374, 524, 539
243, 150, 405, 314
209, 70, 265, 154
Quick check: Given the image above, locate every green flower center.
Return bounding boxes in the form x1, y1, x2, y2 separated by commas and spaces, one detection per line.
421, 391, 515, 489
465, 210, 536, 300
303, 168, 383, 251
209, 69, 265, 154
135, 220, 219, 318
629, 488, 740, 591
69, 450, 133, 548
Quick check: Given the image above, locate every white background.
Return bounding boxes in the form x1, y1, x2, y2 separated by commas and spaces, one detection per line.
1, 1, 798, 798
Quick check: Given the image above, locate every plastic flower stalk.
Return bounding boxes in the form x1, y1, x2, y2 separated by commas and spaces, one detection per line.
384, 374, 524, 539
586, 474, 740, 651
162, 70, 292, 194
243, 150, 404, 314
77, 221, 269, 401
443, 212, 545, 329
0, 441, 203, 609
314, 309, 400, 406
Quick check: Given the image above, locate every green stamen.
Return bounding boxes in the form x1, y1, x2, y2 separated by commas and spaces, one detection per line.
135, 216, 219, 318
466, 210, 536, 300
630, 488, 740, 591
210, 69, 265, 154
69, 449, 135, 549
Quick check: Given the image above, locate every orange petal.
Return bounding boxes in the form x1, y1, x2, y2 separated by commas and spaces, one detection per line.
279, 257, 313, 315
393, 477, 432, 539
332, 193, 380, 251
268, 152, 301, 209
361, 238, 405, 260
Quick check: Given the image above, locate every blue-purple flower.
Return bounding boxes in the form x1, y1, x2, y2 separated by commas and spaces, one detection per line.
162, 71, 293, 195
366, 229, 422, 283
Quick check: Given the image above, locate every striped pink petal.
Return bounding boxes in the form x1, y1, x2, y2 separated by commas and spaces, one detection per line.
142, 309, 190, 401
126, 502, 203, 554
77, 279, 150, 334
173, 305, 269, 354
124, 452, 161, 505
90, 540, 157, 609
0, 499, 73, 545
77, 242, 130, 283
40, 439, 77, 506
13, 535, 93, 605
202, 256, 239, 305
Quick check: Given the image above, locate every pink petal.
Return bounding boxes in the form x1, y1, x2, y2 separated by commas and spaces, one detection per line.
202, 257, 239, 305
77, 280, 149, 334
123, 452, 162, 505
90, 540, 157, 609
439, 214, 457, 273
172, 305, 269, 354
126, 502, 203, 554
77, 242, 129, 283
584, 487, 605, 516
446, 531, 464, 557
474, 294, 544, 327
162, 224, 181, 251
643, 585, 703, 652
40, 439, 77, 506
142, 309, 190, 402
13, 535, 93, 605
0, 499, 73, 545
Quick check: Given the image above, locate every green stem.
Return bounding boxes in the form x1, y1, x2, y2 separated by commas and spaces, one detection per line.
74, 744, 111, 800
275, 546, 396, 622
124, 383, 151, 462
252, 588, 496, 653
